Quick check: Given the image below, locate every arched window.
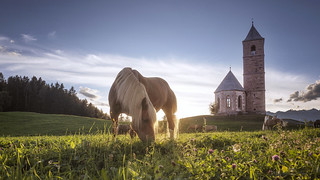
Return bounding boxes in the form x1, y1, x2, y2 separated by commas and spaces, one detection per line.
217, 98, 220, 111
251, 45, 256, 55
226, 96, 231, 108
238, 96, 242, 109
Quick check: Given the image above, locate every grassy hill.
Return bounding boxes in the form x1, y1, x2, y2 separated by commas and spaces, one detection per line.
0, 112, 305, 137
179, 114, 265, 132
0, 112, 112, 136
179, 114, 304, 132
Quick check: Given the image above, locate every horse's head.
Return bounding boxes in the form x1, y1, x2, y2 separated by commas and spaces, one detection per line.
133, 97, 157, 142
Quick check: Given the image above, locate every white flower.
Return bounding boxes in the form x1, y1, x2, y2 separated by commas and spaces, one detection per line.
232, 144, 241, 152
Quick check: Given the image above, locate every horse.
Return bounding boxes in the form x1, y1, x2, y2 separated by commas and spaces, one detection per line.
205, 125, 217, 132
314, 120, 320, 128
187, 124, 203, 132
262, 115, 288, 130
109, 67, 177, 142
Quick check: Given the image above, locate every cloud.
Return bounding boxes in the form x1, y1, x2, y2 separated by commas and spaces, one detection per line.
1, 40, 318, 116
48, 31, 56, 39
78, 86, 109, 107
287, 80, 320, 102
0, 36, 14, 44
21, 34, 37, 42
273, 98, 283, 103
0, 45, 21, 56
0, 36, 10, 41
79, 87, 99, 99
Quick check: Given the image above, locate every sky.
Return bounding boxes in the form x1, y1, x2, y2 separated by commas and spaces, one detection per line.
1, 0, 320, 119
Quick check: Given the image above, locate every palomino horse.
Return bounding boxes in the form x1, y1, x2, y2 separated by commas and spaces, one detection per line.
187, 124, 203, 132
262, 116, 288, 130
205, 125, 217, 132
109, 67, 177, 142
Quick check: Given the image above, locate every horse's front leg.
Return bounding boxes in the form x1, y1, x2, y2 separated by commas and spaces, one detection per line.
110, 112, 119, 137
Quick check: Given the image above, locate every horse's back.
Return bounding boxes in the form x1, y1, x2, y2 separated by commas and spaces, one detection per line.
140, 76, 177, 113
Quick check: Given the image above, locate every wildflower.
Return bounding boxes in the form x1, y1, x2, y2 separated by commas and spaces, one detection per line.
158, 165, 164, 169
232, 144, 241, 152
208, 149, 214, 154
171, 160, 176, 166
272, 155, 280, 161
225, 157, 230, 161
253, 159, 257, 163
308, 152, 313, 156
231, 163, 237, 169
193, 148, 198, 152
48, 160, 53, 165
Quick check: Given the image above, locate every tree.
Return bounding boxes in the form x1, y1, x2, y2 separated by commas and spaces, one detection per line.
0, 73, 11, 111
1, 73, 110, 119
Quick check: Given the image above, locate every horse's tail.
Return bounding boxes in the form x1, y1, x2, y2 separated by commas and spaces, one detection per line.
170, 89, 177, 114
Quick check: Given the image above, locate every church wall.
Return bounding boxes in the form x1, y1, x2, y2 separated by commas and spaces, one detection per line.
215, 91, 245, 115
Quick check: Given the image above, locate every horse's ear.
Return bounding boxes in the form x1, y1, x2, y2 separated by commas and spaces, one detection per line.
141, 97, 148, 110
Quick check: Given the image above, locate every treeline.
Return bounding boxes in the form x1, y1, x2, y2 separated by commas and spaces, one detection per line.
0, 73, 109, 119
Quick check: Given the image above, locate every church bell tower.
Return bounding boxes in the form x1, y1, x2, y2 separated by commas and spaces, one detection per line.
242, 23, 266, 114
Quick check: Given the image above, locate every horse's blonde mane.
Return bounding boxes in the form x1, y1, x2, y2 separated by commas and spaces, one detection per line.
114, 68, 156, 131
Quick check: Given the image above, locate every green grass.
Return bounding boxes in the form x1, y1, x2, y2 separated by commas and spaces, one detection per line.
1, 128, 320, 179
1, 112, 317, 179
0, 112, 112, 136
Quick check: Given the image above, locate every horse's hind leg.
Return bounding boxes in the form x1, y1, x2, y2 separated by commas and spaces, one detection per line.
163, 109, 176, 139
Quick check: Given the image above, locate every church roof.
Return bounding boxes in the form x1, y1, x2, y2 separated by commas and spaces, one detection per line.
215, 70, 244, 93
244, 24, 264, 41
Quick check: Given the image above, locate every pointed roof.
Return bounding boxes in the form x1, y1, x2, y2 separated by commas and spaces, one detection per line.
244, 24, 264, 41
215, 70, 244, 93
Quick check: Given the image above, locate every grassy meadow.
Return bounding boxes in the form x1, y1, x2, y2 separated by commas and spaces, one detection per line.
0, 112, 112, 136
0, 112, 319, 179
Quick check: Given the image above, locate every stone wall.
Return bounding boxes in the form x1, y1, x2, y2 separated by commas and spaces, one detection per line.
215, 90, 246, 115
